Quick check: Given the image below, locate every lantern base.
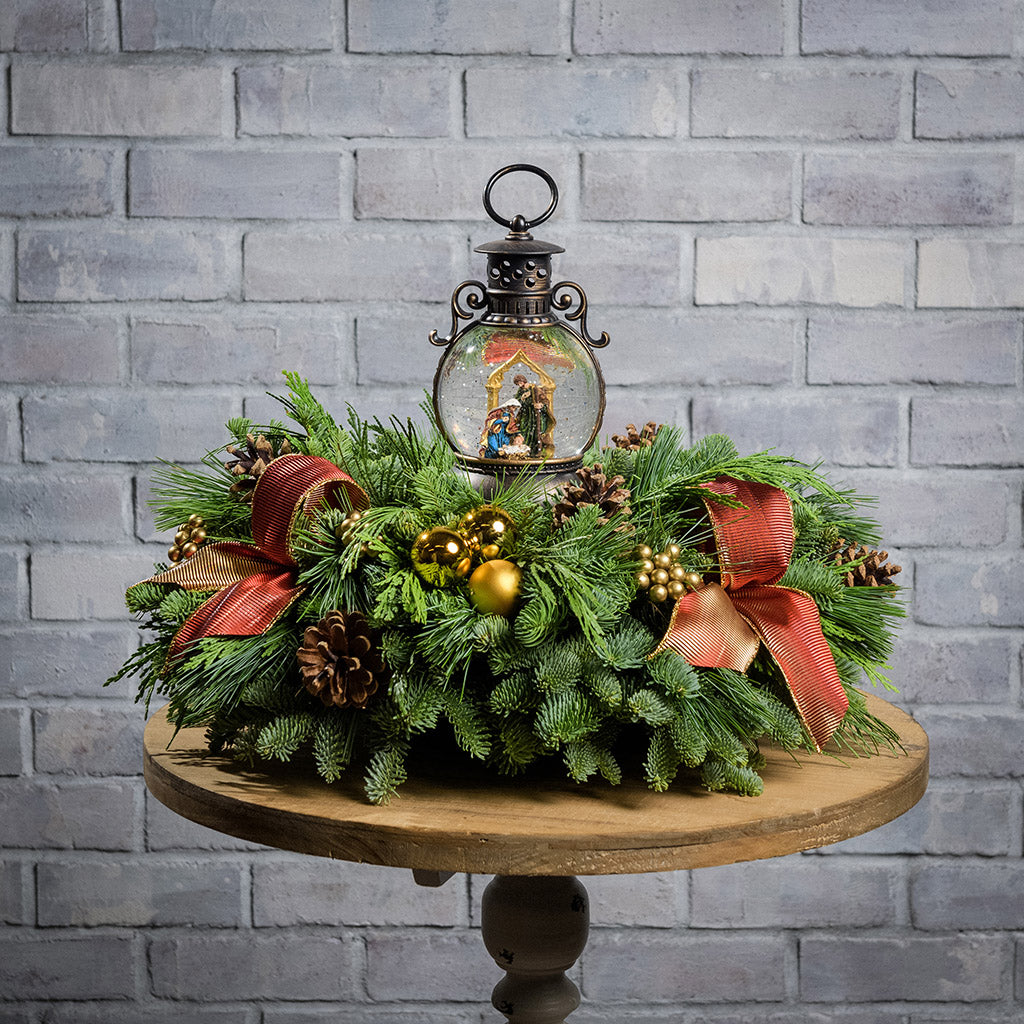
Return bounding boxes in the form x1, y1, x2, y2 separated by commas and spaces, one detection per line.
459, 461, 580, 501
456, 452, 583, 477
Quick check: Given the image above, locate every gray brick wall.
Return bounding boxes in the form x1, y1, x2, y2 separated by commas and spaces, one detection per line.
1, 2, 1021, 1022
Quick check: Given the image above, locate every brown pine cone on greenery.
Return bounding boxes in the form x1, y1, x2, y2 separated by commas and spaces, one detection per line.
833, 539, 902, 587
552, 463, 632, 530
224, 434, 293, 501
297, 610, 386, 709
610, 421, 660, 450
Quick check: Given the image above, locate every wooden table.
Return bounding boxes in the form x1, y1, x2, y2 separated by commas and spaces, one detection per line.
144, 692, 928, 1023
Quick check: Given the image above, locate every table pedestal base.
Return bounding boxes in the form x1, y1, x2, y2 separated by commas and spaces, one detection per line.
481, 875, 590, 1024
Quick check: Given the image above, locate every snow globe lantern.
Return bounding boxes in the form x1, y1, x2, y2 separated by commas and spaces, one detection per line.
430, 164, 609, 475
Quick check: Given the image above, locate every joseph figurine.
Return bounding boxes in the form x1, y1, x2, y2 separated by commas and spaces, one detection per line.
513, 374, 555, 456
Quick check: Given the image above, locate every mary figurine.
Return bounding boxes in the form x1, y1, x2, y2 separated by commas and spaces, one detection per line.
479, 399, 521, 459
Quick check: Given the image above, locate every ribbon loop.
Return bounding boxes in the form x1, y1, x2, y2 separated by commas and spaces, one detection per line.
655, 476, 848, 751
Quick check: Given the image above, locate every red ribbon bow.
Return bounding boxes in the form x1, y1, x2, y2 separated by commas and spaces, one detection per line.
652, 477, 848, 750
136, 453, 368, 663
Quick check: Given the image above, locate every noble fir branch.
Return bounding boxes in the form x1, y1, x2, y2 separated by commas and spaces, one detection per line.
626, 687, 678, 727
489, 672, 536, 715
563, 737, 602, 783
644, 727, 681, 792
473, 613, 512, 651
514, 573, 566, 648
390, 672, 445, 735
534, 639, 584, 694
601, 617, 657, 671
669, 708, 711, 768
778, 557, 846, 602
492, 714, 545, 775
646, 651, 701, 699
157, 587, 214, 625
581, 664, 623, 710
312, 712, 359, 783
256, 712, 315, 762
442, 690, 491, 760
700, 753, 764, 797
534, 687, 600, 748
363, 740, 410, 806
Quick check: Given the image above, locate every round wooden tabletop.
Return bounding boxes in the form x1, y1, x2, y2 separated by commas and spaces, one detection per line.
144, 692, 927, 876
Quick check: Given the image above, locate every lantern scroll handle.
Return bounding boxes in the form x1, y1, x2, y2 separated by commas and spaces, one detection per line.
429, 280, 487, 347
551, 281, 610, 349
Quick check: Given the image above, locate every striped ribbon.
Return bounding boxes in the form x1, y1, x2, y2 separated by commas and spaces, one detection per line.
652, 477, 848, 751
133, 453, 368, 663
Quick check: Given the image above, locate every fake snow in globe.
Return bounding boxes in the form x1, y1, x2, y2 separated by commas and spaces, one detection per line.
430, 165, 608, 474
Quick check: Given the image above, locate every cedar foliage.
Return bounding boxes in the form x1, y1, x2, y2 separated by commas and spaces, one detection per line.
110, 376, 905, 805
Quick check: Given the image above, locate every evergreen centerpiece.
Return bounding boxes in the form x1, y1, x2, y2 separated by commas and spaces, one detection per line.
109, 375, 904, 805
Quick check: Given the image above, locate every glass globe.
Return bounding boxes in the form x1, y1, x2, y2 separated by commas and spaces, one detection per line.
434, 320, 605, 470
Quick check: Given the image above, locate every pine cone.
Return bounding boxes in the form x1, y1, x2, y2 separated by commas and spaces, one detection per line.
610, 421, 660, 451
552, 463, 632, 530
833, 539, 902, 587
297, 610, 386, 709
224, 433, 293, 501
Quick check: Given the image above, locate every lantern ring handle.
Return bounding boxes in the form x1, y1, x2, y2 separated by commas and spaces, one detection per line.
482, 164, 558, 233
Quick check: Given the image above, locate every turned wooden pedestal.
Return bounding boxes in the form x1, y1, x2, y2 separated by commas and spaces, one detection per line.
144, 692, 928, 1023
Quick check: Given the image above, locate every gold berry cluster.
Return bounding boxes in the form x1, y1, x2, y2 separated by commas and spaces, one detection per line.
634, 543, 704, 604
334, 510, 371, 558
168, 514, 207, 562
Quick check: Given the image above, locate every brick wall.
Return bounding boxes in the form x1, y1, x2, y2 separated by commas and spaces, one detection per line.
1, 1, 1022, 1021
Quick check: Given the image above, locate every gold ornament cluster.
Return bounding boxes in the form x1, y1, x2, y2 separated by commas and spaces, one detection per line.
168, 514, 207, 563
334, 509, 371, 559
634, 543, 703, 604
410, 505, 521, 616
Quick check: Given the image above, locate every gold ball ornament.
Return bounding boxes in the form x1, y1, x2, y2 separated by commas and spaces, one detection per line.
635, 544, 653, 561
636, 572, 650, 589
173, 529, 190, 546
335, 510, 363, 544
684, 571, 704, 590
667, 580, 686, 600
181, 542, 199, 558
467, 559, 522, 616
459, 505, 515, 561
411, 527, 472, 586
187, 514, 204, 528
651, 568, 669, 586
654, 552, 672, 570
167, 546, 182, 562
190, 528, 207, 544
649, 584, 669, 603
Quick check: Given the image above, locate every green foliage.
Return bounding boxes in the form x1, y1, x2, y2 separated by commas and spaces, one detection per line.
257, 713, 315, 761
312, 713, 358, 783
111, 378, 906, 805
